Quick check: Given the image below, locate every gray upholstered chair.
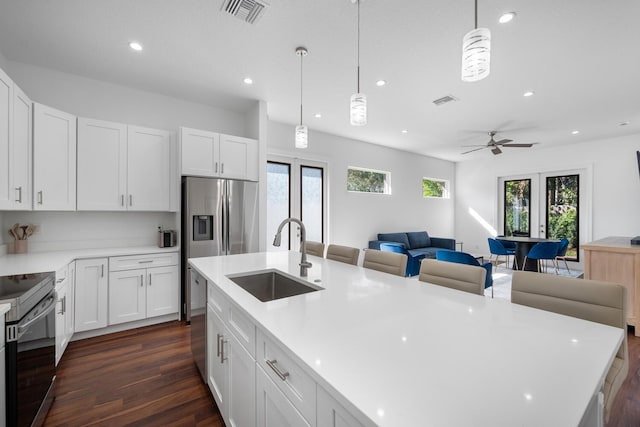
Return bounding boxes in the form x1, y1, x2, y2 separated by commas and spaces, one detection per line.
511, 271, 628, 422
305, 241, 325, 258
418, 259, 486, 296
362, 249, 407, 277
326, 244, 360, 265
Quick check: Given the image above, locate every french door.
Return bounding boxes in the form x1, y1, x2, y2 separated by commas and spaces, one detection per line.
500, 169, 588, 262
266, 156, 327, 252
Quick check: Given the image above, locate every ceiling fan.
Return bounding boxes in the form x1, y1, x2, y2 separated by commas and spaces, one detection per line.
461, 131, 536, 155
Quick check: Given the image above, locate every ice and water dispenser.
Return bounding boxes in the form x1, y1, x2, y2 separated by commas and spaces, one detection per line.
193, 215, 213, 241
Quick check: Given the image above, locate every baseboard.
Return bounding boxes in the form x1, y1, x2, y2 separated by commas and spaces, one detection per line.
71, 313, 180, 341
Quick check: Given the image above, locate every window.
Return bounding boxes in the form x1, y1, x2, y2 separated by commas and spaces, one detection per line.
545, 174, 579, 261
422, 178, 449, 198
347, 167, 390, 194
504, 179, 531, 236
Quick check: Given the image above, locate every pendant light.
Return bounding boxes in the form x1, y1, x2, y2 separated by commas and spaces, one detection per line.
350, 0, 366, 126
295, 46, 308, 149
461, 0, 491, 82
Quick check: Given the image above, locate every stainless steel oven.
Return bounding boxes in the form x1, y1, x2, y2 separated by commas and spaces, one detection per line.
2, 272, 56, 427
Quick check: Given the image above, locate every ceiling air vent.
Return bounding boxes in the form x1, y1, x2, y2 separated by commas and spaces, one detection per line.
222, 0, 269, 24
432, 95, 459, 106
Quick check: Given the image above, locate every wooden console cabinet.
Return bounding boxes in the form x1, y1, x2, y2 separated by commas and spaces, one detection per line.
583, 236, 640, 336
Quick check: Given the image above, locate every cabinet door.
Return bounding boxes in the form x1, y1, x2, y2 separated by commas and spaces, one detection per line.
0, 67, 12, 210
74, 258, 108, 332
66, 261, 76, 342
127, 125, 172, 211
146, 265, 179, 317
181, 127, 219, 177
219, 134, 258, 181
207, 305, 227, 416
33, 103, 77, 210
256, 366, 311, 427
77, 118, 127, 210
317, 386, 365, 427
227, 331, 256, 427
11, 84, 32, 210
55, 281, 67, 366
109, 269, 146, 325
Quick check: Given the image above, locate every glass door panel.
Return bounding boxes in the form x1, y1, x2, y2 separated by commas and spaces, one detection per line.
504, 179, 531, 237
266, 162, 291, 252
300, 166, 323, 243
544, 174, 579, 261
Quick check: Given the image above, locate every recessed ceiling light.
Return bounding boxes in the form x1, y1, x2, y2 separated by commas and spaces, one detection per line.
243, 77, 253, 85
128, 41, 143, 51
499, 12, 516, 24
571, 130, 580, 135
314, 113, 322, 118
401, 129, 408, 134
523, 91, 534, 97
376, 80, 387, 87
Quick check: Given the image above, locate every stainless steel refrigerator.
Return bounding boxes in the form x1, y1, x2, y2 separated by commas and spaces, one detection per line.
182, 176, 259, 321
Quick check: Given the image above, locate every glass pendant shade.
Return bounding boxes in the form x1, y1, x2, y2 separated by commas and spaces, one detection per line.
295, 125, 308, 149
461, 27, 491, 82
350, 93, 367, 126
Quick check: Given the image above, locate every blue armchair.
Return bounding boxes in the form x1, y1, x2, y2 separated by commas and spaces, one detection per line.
524, 242, 560, 273
369, 231, 456, 276
435, 250, 494, 297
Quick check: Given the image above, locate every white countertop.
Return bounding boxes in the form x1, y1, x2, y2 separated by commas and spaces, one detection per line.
190, 251, 624, 427
0, 246, 179, 276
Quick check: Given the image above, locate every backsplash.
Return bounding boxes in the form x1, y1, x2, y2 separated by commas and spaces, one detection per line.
1, 211, 178, 253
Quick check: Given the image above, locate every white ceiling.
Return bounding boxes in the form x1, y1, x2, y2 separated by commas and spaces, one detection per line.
0, 0, 638, 161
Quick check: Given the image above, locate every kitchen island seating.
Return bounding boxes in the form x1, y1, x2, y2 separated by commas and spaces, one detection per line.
305, 241, 325, 258
524, 241, 560, 273
368, 231, 456, 277
418, 259, 486, 296
488, 237, 517, 270
362, 249, 408, 277
325, 244, 360, 265
435, 250, 494, 297
511, 271, 628, 422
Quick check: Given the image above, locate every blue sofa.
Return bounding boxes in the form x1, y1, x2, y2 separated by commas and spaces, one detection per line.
368, 231, 456, 276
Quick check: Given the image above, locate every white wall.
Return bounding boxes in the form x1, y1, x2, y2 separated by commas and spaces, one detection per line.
268, 121, 456, 250
455, 133, 640, 258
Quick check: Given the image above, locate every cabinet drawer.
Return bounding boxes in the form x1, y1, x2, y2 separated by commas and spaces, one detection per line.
109, 252, 178, 271
207, 282, 226, 318
257, 330, 316, 425
55, 264, 68, 288
227, 304, 255, 358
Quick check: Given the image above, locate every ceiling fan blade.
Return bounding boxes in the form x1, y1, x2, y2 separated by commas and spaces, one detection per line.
502, 143, 534, 148
460, 144, 487, 147
461, 147, 486, 154
494, 139, 513, 145
491, 146, 502, 155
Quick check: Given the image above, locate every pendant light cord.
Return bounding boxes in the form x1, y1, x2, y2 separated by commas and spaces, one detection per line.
356, 0, 360, 93
300, 51, 303, 126
474, 0, 478, 29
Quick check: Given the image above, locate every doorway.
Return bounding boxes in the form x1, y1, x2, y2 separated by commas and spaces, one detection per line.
266, 156, 327, 252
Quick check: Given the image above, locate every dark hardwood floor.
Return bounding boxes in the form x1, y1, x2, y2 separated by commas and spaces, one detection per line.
44, 321, 223, 426
45, 321, 640, 426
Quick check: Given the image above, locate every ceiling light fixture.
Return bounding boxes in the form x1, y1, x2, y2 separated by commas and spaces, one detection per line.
128, 41, 143, 51
376, 80, 386, 87
295, 47, 308, 149
499, 12, 516, 24
461, 0, 491, 82
314, 113, 322, 118
523, 91, 534, 97
350, 0, 367, 126
571, 130, 580, 135
401, 129, 408, 134
243, 77, 253, 85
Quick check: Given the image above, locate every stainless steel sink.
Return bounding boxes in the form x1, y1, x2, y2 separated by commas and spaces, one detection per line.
227, 269, 321, 302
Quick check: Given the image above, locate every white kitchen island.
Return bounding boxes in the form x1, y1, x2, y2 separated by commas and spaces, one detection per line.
189, 251, 624, 427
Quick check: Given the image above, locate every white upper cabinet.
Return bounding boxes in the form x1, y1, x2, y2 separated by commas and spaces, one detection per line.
127, 125, 173, 211
0, 69, 32, 210
181, 127, 258, 181
33, 103, 77, 211
77, 118, 127, 210
77, 120, 176, 212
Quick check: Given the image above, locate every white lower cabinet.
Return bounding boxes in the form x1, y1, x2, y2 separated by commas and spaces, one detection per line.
55, 261, 76, 365
109, 253, 179, 325
75, 258, 108, 332
256, 365, 310, 427
317, 386, 366, 427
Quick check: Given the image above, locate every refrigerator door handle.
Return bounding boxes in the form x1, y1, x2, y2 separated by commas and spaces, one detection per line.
225, 180, 231, 254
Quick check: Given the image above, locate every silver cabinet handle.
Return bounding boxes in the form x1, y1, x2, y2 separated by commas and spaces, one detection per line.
215, 162, 218, 173
129, 195, 133, 206
15, 187, 22, 203
138, 260, 153, 264
58, 296, 64, 315
121, 194, 124, 206
266, 359, 290, 381
221, 163, 224, 174
37, 190, 43, 205
140, 274, 144, 286
62, 295, 66, 314
216, 333, 222, 357
148, 273, 152, 286
220, 337, 228, 363
101, 264, 104, 277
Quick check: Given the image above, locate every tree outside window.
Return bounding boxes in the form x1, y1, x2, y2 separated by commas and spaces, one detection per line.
347, 167, 390, 194
422, 178, 449, 198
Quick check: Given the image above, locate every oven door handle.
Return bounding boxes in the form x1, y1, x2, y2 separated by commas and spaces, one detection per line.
17, 293, 56, 336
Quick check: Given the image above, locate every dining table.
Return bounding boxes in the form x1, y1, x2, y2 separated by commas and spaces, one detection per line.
496, 236, 560, 271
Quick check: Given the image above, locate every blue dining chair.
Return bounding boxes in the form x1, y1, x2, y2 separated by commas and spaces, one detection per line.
554, 238, 571, 274
487, 238, 517, 270
524, 242, 560, 273
435, 250, 494, 297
